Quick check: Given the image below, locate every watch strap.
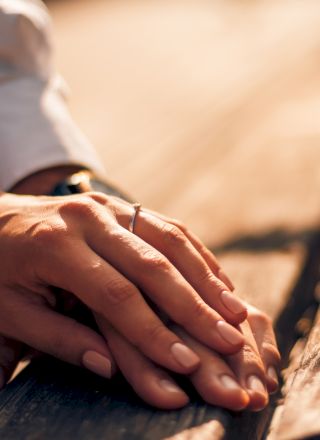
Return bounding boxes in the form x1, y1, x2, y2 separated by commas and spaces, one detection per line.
50, 171, 133, 202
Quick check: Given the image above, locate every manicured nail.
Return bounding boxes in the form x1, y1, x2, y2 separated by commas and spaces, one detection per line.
220, 374, 243, 391
171, 342, 200, 369
218, 269, 235, 291
159, 379, 183, 394
216, 321, 244, 346
267, 366, 279, 385
82, 351, 112, 379
247, 375, 266, 394
220, 290, 247, 315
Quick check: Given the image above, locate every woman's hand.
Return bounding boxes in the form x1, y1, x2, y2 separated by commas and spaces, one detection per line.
0, 191, 247, 379
0, 302, 281, 411
95, 304, 280, 411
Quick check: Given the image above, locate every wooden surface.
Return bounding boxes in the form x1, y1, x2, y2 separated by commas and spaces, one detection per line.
268, 304, 320, 440
1, 0, 320, 438
49, 0, 320, 243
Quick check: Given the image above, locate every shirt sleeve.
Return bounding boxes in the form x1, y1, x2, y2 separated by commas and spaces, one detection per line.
0, 0, 106, 191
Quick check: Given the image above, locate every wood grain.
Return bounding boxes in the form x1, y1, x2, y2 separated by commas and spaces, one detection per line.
268, 305, 320, 440
1, 0, 320, 438
49, 0, 320, 244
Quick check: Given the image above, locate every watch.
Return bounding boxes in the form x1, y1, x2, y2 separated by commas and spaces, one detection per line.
50, 170, 133, 202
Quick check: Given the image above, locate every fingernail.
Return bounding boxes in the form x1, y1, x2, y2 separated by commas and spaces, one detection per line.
247, 375, 266, 394
218, 269, 235, 291
267, 366, 279, 385
216, 321, 244, 346
171, 342, 200, 369
159, 378, 183, 394
220, 374, 243, 391
220, 290, 247, 315
82, 351, 112, 379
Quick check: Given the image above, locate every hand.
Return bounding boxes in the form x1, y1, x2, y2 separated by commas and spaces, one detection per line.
0, 302, 280, 411
0, 191, 247, 381
95, 304, 281, 411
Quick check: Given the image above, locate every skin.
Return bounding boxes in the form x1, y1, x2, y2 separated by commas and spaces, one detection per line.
96, 304, 280, 410
0, 167, 281, 410
0, 304, 280, 411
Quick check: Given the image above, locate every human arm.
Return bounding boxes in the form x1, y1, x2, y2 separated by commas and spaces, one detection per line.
0, 0, 280, 409
0, 190, 246, 374
0, 0, 105, 192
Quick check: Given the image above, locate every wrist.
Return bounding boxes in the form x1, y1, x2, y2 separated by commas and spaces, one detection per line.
9, 166, 134, 203
9, 166, 86, 195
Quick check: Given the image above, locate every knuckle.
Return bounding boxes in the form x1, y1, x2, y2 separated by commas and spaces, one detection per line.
171, 219, 187, 233
187, 299, 211, 323
241, 344, 265, 369
59, 197, 98, 220
197, 268, 226, 292
86, 191, 108, 206
160, 223, 187, 247
137, 323, 168, 349
197, 269, 216, 286
261, 342, 281, 363
249, 308, 272, 328
105, 277, 136, 306
139, 248, 170, 272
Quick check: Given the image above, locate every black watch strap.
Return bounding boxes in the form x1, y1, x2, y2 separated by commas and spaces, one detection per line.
50, 171, 133, 203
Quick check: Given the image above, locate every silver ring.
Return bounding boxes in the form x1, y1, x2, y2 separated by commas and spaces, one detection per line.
129, 203, 142, 233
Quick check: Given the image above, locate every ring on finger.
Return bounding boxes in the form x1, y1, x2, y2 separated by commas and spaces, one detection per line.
129, 203, 142, 233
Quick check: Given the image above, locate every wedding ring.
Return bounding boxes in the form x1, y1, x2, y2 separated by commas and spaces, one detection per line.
129, 203, 142, 233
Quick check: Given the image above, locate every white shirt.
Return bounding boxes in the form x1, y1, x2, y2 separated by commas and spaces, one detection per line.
0, 0, 106, 191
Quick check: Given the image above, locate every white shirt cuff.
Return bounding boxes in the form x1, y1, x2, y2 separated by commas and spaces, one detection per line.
0, 75, 106, 190
0, 0, 106, 191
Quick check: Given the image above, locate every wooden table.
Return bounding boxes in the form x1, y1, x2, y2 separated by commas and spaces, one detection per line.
1, 0, 320, 438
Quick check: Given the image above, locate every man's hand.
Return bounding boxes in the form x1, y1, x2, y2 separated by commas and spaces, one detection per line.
96, 305, 280, 410
0, 305, 280, 411
0, 191, 247, 380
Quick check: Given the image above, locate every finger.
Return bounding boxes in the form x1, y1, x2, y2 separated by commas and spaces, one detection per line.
110, 198, 235, 291
172, 326, 250, 411
96, 318, 189, 409
227, 320, 269, 411
0, 336, 23, 389
246, 305, 281, 394
61, 197, 243, 351
133, 211, 246, 325
141, 208, 235, 291
42, 244, 201, 374
0, 288, 115, 380
84, 223, 245, 355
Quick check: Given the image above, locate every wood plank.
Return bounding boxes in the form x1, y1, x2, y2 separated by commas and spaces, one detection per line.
0, 359, 231, 440
166, 419, 226, 440
1, 1, 320, 439
49, 0, 320, 244
268, 303, 320, 440
0, 233, 319, 439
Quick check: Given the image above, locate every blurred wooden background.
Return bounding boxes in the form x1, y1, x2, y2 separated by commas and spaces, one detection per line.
48, 0, 320, 243
47, 0, 320, 315
1, 2, 320, 439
